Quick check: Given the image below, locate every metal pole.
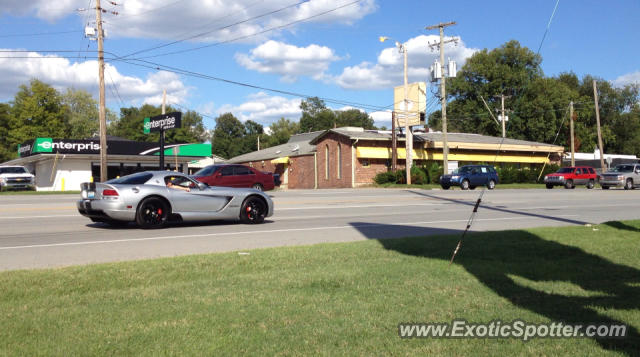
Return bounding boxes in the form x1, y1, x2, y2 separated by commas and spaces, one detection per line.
403, 45, 412, 185
593, 80, 606, 172
570, 101, 575, 167
501, 94, 506, 138
160, 89, 166, 170
95, 0, 108, 182
391, 111, 397, 171
439, 26, 448, 175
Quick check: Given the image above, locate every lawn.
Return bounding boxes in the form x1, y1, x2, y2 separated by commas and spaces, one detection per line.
1, 221, 639, 355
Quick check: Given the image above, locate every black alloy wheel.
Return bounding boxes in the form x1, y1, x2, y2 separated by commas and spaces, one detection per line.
136, 197, 169, 229
240, 196, 266, 224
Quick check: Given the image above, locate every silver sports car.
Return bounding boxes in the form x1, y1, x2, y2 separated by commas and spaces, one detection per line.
77, 171, 274, 228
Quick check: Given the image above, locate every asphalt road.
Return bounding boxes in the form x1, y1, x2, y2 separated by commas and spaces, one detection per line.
0, 187, 638, 271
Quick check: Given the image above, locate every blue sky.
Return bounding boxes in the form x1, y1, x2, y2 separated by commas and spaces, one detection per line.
1, 0, 638, 131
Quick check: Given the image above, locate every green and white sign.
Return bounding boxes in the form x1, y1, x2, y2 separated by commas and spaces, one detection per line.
143, 112, 182, 134
33, 138, 54, 153
143, 117, 151, 134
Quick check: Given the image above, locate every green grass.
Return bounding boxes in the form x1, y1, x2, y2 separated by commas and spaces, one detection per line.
1, 221, 639, 355
0, 190, 80, 195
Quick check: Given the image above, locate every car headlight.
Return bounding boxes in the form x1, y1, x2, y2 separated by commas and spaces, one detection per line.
618, 175, 625, 180
558, 176, 564, 180
0, 177, 5, 184
451, 175, 460, 180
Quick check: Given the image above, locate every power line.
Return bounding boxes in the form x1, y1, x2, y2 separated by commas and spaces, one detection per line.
537, 0, 561, 55
127, 0, 364, 61
116, 0, 308, 60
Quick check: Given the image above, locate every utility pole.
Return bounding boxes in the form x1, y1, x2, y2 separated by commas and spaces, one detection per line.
570, 101, 575, 167
402, 44, 412, 185
426, 21, 456, 175
495, 94, 511, 138
95, 0, 108, 182
593, 80, 606, 172
160, 89, 166, 170
391, 111, 397, 171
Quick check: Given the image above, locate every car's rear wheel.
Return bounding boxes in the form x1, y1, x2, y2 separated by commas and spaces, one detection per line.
240, 196, 266, 224
564, 180, 574, 189
461, 179, 470, 190
136, 197, 169, 229
487, 180, 496, 190
586, 180, 595, 189
546, 184, 554, 189
251, 183, 263, 191
625, 179, 634, 190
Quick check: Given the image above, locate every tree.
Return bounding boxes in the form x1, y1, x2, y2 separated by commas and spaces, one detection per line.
109, 105, 207, 144
299, 97, 337, 132
262, 118, 300, 148
242, 120, 263, 153
0, 103, 13, 162
211, 113, 245, 159
8, 79, 68, 154
335, 108, 375, 129
62, 88, 99, 139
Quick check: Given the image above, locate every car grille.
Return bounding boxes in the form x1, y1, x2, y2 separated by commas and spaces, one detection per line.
546, 176, 562, 181
6, 178, 32, 184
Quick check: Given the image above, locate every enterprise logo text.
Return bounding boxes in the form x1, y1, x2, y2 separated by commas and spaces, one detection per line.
146, 117, 176, 129
39, 140, 100, 152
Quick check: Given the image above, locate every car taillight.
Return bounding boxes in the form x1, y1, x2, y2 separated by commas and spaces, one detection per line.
103, 189, 119, 197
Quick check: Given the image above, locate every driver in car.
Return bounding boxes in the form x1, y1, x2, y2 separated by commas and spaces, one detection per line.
166, 177, 191, 192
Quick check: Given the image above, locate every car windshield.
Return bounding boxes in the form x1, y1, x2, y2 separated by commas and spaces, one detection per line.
0, 167, 27, 174
453, 167, 473, 174
556, 168, 574, 173
106, 172, 153, 185
611, 165, 634, 172
194, 165, 222, 176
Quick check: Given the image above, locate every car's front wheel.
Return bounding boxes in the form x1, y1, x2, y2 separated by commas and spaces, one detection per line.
546, 184, 554, 189
441, 185, 450, 190
601, 185, 610, 190
240, 196, 267, 224
487, 180, 496, 190
564, 179, 574, 189
136, 197, 169, 229
461, 179, 470, 190
625, 179, 634, 190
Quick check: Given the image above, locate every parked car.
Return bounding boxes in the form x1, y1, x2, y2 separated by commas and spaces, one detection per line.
192, 164, 275, 191
599, 163, 640, 190
544, 166, 597, 189
439, 165, 499, 190
77, 171, 274, 228
0, 165, 36, 191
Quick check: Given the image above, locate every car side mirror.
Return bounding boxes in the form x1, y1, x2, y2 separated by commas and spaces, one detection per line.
197, 182, 207, 190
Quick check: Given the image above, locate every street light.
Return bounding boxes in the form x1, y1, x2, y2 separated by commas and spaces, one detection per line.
379, 36, 412, 185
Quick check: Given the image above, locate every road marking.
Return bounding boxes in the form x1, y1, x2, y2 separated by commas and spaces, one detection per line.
0, 215, 579, 250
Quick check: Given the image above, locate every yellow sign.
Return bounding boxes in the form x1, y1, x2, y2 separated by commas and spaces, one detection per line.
394, 82, 426, 126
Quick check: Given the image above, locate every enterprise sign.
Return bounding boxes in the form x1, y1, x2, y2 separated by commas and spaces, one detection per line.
144, 112, 182, 134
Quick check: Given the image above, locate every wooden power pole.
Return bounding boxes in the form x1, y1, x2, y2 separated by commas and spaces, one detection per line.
592, 80, 606, 172
95, 0, 108, 182
570, 101, 575, 167
426, 21, 456, 175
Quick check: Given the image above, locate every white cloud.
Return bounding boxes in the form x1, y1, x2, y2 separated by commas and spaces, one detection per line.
613, 71, 640, 87
217, 92, 302, 125
236, 40, 339, 82
0, 49, 188, 105
4, 0, 376, 44
332, 34, 478, 90
369, 110, 392, 128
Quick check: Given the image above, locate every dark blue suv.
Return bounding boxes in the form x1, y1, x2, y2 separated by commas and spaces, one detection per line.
439, 165, 499, 190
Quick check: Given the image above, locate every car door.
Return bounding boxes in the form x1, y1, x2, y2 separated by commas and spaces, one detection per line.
216, 166, 235, 187
470, 167, 483, 186
165, 175, 228, 213
233, 165, 253, 188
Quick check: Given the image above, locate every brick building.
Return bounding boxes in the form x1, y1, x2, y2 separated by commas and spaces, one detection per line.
229, 127, 564, 189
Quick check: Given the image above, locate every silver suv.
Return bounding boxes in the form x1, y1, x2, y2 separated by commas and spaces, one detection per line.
599, 164, 640, 190
0, 166, 36, 191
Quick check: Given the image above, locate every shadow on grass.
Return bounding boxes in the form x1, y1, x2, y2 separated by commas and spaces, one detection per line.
604, 221, 640, 233
351, 222, 640, 355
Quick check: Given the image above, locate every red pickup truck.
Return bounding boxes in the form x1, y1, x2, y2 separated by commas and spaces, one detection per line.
543, 166, 598, 189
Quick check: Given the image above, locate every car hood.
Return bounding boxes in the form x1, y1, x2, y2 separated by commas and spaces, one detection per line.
0, 173, 34, 178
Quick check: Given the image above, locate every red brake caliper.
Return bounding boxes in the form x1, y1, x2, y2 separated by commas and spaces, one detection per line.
157, 208, 163, 215
246, 205, 252, 218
